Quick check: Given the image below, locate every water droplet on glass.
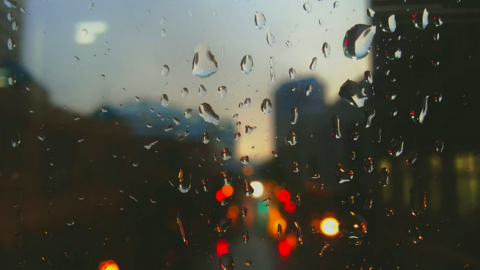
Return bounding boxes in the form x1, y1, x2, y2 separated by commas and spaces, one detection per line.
350, 151, 356, 160
435, 138, 444, 153
343, 24, 376, 60
289, 68, 296, 79
7, 37, 15, 50
169, 168, 192, 193
267, 33, 275, 46
261, 98, 273, 115
173, 117, 181, 126
219, 253, 235, 270
388, 136, 404, 157
405, 150, 418, 165
333, 1, 339, 8
244, 98, 252, 108
322, 42, 331, 58
38, 135, 46, 141
303, 2, 312, 13
286, 40, 292, 47
364, 198, 373, 210
161, 94, 169, 107
245, 260, 252, 266
218, 86, 227, 99
339, 80, 368, 108
244, 179, 254, 195
286, 132, 297, 146
294, 221, 304, 245
245, 125, 256, 135
221, 148, 232, 160
242, 230, 250, 243
434, 92, 443, 102
413, 8, 429, 30
332, 114, 341, 139
408, 226, 423, 244
199, 103, 219, 125
380, 15, 396, 33
241, 55, 254, 74
364, 70, 373, 84
12, 20, 18, 31
202, 132, 210, 144
410, 93, 429, 124
198, 85, 208, 97
236, 121, 242, 128
161, 65, 170, 76
339, 212, 367, 239
4, 0, 17, 8
66, 219, 75, 226
364, 157, 373, 173
310, 57, 317, 70
254, 11, 266, 29
11, 132, 21, 148
335, 163, 354, 183
367, 8, 375, 18
272, 150, 278, 157
410, 187, 427, 217
291, 107, 298, 125
160, 29, 166, 36
379, 167, 389, 187
215, 217, 232, 235
434, 16, 443, 27
241, 207, 247, 217
363, 108, 376, 128
7, 12, 13, 21
20, 6, 26, 13
305, 85, 313, 96
184, 109, 193, 119
164, 125, 174, 132
192, 43, 218, 78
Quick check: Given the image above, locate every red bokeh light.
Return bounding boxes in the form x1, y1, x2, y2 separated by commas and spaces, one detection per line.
284, 201, 296, 213
277, 190, 291, 203
278, 240, 291, 256
216, 240, 229, 256
216, 190, 225, 202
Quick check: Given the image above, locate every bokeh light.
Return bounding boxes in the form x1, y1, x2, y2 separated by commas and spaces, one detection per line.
242, 164, 254, 176
221, 185, 234, 197
226, 205, 239, 222
216, 190, 225, 202
278, 240, 291, 256
284, 201, 296, 213
250, 181, 264, 198
216, 240, 229, 256
277, 190, 291, 203
98, 260, 119, 270
268, 207, 286, 237
320, 217, 339, 236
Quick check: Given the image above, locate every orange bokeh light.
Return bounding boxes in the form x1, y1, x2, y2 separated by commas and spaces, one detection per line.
226, 205, 239, 222
278, 240, 291, 256
98, 260, 119, 270
221, 185, 234, 197
216, 240, 229, 256
242, 164, 254, 176
268, 207, 287, 237
320, 217, 339, 236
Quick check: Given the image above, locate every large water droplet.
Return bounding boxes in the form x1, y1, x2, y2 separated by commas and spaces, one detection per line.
410, 187, 427, 217
219, 253, 235, 270
413, 8, 429, 30
380, 15, 397, 33
289, 68, 296, 79
291, 107, 298, 125
332, 114, 341, 139
244, 98, 252, 108
161, 65, 170, 77
305, 85, 313, 96
364, 70, 373, 84
408, 226, 423, 244
277, 224, 283, 236
388, 136, 404, 157
322, 42, 331, 58
267, 33, 275, 46
434, 92, 443, 102
244, 179, 254, 196
184, 109, 193, 119
202, 132, 210, 144
339, 212, 367, 239
405, 150, 418, 165
303, 2, 312, 13
169, 168, 192, 193
245, 125, 257, 135
181, 87, 189, 98
367, 8, 375, 18
333, 1, 339, 8
4, 0, 17, 8
261, 98, 273, 115
254, 11, 266, 29
12, 20, 18, 31
221, 148, 232, 160
198, 85, 207, 97
192, 43, 218, 78
335, 163, 354, 183
379, 167, 389, 187
410, 93, 429, 124
241, 55, 254, 74
364, 108, 376, 128
343, 24, 376, 60
7, 12, 13, 21
339, 79, 368, 108
310, 57, 317, 70
199, 103, 219, 125
434, 16, 443, 27
7, 37, 15, 50
218, 86, 227, 99
234, 132, 241, 140
215, 217, 232, 236
286, 132, 297, 146
161, 94, 169, 107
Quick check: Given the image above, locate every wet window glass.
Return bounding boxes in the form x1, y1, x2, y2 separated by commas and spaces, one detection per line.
1, 0, 479, 269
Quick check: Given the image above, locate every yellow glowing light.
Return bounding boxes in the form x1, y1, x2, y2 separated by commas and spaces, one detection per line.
98, 260, 119, 270
320, 218, 339, 236
267, 207, 286, 237
250, 181, 264, 198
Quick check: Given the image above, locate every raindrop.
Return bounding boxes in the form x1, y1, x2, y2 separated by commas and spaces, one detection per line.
435, 138, 444, 153
272, 150, 278, 157
364, 70, 373, 84
335, 163, 354, 183
177, 212, 188, 245
192, 43, 218, 78
20, 7, 26, 13
351, 122, 360, 140
161, 17, 167, 25
305, 85, 313, 96
388, 136, 404, 157
410, 93, 429, 124
379, 167, 389, 187
261, 98, 273, 115
244, 179, 254, 195
310, 57, 317, 70
169, 168, 192, 193
386, 91, 396, 100
367, 8, 375, 18
240, 207, 247, 217
410, 187, 427, 217
198, 85, 208, 97
364, 108, 376, 128
11, 132, 21, 148
4, 0, 16, 8
7, 37, 15, 50
221, 170, 233, 185
413, 8, 429, 30
12, 20, 18, 31
406, 151, 418, 165
218, 86, 227, 99
161, 94, 169, 107
245, 260, 252, 266
66, 219, 75, 226
291, 107, 298, 125
339, 79, 368, 108
221, 148, 232, 160
286, 132, 297, 146
236, 121, 241, 128
408, 226, 423, 244
269, 57, 276, 82
286, 40, 292, 47
364, 198, 373, 210
332, 114, 341, 139
173, 117, 181, 126
322, 42, 331, 58
234, 132, 241, 140
164, 125, 174, 132
343, 24, 376, 60
294, 222, 304, 245
161, 29, 166, 36
289, 68, 296, 79
434, 16, 443, 27
202, 132, 210, 144
242, 230, 250, 243
240, 156, 250, 165
254, 11, 266, 29
244, 98, 252, 108
215, 218, 232, 235
199, 103, 219, 125
245, 125, 257, 135
7, 12, 13, 21
380, 15, 397, 33
267, 33, 275, 46
277, 224, 283, 236
390, 109, 398, 116
219, 253, 235, 270
434, 92, 443, 102
161, 65, 170, 76
364, 157, 373, 173
241, 55, 254, 74
333, 1, 339, 8
184, 109, 193, 119
303, 2, 312, 13
339, 212, 368, 239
